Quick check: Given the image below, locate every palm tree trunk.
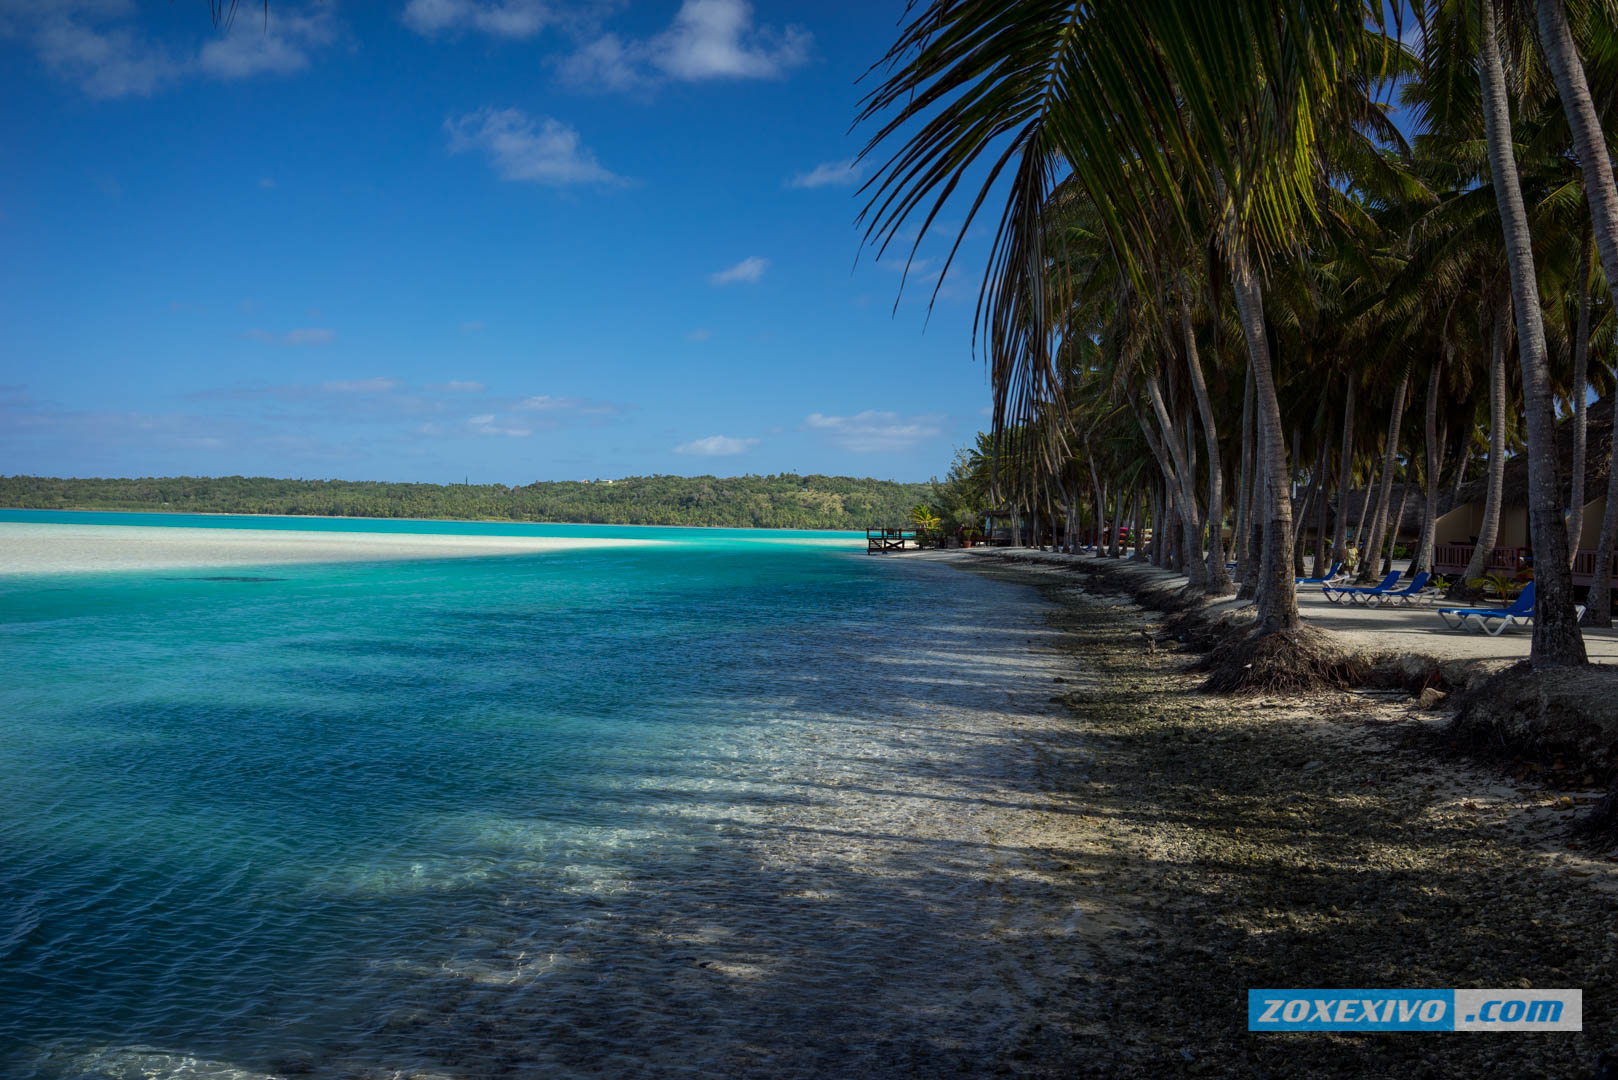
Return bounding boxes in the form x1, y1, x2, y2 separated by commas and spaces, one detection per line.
1065, 482, 1077, 553
1235, 360, 1256, 592
1152, 482, 1166, 567
1087, 448, 1106, 550
1106, 485, 1119, 557
1384, 460, 1411, 575
1359, 371, 1409, 581
1566, 221, 1592, 573
1420, 352, 1444, 575
1131, 488, 1144, 559
1244, 440, 1266, 604
1568, 224, 1593, 566
1411, 416, 1446, 576
1144, 372, 1208, 587
1331, 376, 1356, 565
1537, 0, 1618, 559
1183, 408, 1207, 582
1133, 399, 1181, 564
1353, 460, 1378, 572
1293, 426, 1327, 575
1224, 230, 1298, 631
1184, 406, 1201, 565
1449, 430, 1469, 508
1294, 435, 1327, 576
1586, 389, 1618, 625
1290, 426, 1304, 561
1311, 434, 1331, 574
1314, 466, 1331, 576
1480, 0, 1588, 665
1292, 461, 1311, 576
1179, 280, 1231, 592
1462, 315, 1510, 587
1167, 499, 1182, 571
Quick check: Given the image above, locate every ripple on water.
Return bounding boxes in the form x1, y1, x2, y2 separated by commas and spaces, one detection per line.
1, 551, 1092, 1078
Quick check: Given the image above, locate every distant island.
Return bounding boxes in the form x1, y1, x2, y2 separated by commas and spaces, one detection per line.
0, 473, 936, 531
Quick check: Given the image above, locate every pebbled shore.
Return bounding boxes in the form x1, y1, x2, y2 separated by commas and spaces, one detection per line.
958, 554, 1616, 1078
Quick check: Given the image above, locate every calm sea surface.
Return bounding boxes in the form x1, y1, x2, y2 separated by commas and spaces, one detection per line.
0, 511, 1048, 1078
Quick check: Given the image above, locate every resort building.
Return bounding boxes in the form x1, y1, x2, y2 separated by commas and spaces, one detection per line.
1433, 396, 1616, 587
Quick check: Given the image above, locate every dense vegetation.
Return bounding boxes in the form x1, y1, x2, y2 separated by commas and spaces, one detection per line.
0, 474, 935, 531
857, 0, 1618, 680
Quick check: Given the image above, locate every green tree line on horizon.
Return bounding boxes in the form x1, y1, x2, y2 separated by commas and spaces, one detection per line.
0, 473, 939, 531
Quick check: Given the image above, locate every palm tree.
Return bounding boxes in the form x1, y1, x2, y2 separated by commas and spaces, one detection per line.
856, 1, 1398, 647
1472, 0, 1589, 665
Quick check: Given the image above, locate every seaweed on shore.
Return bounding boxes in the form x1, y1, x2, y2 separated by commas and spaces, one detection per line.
960, 554, 1618, 1078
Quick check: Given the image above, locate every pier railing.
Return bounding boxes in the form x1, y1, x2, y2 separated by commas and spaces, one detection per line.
866, 527, 915, 554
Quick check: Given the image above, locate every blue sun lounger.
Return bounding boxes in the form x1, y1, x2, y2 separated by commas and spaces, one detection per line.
1435, 581, 1584, 634
1368, 571, 1433, 606
1296, 560, 1344, 585
1322, 570, 1400, 604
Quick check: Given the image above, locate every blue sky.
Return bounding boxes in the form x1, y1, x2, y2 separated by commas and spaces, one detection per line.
0, 1, 995, 484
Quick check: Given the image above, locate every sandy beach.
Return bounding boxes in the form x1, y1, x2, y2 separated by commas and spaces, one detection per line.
973, 548, 1618, 664
0, 523, 661, 575
944, 552, 1616, 1077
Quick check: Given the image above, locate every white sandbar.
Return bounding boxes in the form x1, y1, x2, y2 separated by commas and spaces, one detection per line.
0, 523, 659, 575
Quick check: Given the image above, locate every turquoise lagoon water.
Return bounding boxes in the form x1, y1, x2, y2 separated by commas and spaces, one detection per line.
0, 512, 1032, 1078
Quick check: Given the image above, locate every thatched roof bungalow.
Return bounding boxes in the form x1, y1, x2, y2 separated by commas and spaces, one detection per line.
1321, 481, 1430, 544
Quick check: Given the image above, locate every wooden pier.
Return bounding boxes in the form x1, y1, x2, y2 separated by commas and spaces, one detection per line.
866, 527, 916, 554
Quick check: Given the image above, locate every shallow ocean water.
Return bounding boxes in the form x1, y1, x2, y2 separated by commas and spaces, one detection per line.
0, 514, 1082, 1078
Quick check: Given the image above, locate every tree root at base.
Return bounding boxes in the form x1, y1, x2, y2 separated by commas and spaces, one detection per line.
1199, 624, 1364, 694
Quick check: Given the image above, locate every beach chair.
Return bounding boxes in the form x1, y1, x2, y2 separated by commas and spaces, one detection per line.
1436, 581, 1547, 634
1296, 560, 1344, 585
1367, 571, 1432, 606
1322, 570, 1400, 604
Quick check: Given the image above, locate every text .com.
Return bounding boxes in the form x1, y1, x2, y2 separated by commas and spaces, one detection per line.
1247, 989, 1582, 1032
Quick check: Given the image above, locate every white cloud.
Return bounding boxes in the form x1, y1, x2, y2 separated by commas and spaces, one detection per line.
559, 0, 808, 92
675, 434, 757, 456
515, 394, 577, 411
710, 256, 768, 285
877, 254, 932, 275
245, 327, 335, 346
804, 410, 944, 452
555, 33, 642, 92
506, 393, 618, 416
258, 176, 276, 189
654, 0, 808, 79
446, 107, 624, 187
431, 380, 486, 393
322, 377, 398, 392
403, 0, 553, 39
468, 413, 531, 437
786, 158, 860, 189
686, 328, 712, 342
197, 9, 335, 80
29, 17, 182, 98
11, 5, 337, 98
